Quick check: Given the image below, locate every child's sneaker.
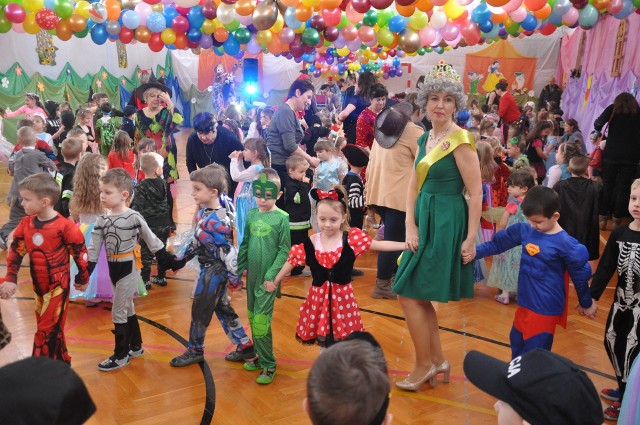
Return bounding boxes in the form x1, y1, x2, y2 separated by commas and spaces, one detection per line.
152, 276, 167, 287
601, 388, 621, 402
170, 349, 204, 367
98, 355, 130, 371
603, 402, 621, 421
128, 346, 144, 358
256, 367, 276, 384
225, 343, 256, 362
144, 281, 152, 290
243, 358, 262, 371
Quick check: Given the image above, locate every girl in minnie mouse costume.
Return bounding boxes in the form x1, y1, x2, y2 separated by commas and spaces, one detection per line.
271, 187, 407, 348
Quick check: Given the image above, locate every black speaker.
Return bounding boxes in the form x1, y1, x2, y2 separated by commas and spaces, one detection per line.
243, 58, 259, 83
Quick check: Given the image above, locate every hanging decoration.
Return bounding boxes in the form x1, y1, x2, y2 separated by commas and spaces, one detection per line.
117, 40, 128, 68
35, 29, 58, 66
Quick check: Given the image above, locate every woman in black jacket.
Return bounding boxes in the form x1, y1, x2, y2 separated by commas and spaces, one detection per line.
594, 92, 640, 229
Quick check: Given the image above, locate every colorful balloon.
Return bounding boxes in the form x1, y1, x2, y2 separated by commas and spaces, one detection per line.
4, 4, 26, 23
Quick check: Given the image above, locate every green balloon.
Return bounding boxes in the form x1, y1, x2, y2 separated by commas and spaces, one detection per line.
336, 12, 349, 29
0, 13, 11, 33
377, 27, 394, 47
235, 27, 251, 44
54, 0, 73, 19
224, 18, 240, 32
301, 27, 319, 46
0, 0, 8, 7
633, 0, 640, 8
377, 10, 394, 28
417, 47, 426, 55
74, 27, 89, 38
363, 10, 378, 27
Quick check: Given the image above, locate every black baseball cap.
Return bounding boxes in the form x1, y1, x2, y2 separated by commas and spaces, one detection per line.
463, 349, 604, 425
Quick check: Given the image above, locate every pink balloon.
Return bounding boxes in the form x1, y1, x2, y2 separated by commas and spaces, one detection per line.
365, 37, 377, 47
280, 27, 295, 44
330, 64, 339, 74
345, 4, 364, 23
445, 32, 462, 46
135, 3, 152, 25
322, 8, 342, 26
510, 7, 527, 22
441, 23, 459, 41
358, 25, 375, 42
503, 0, 523, 13
419, 26, 436, 46
460, 21, 480, 43
346, 37, 361, 51
562, 6, 579, 25
12, 22, 25, 33
5, 4, 26, 24
431, 0, 447, 5
607, 0, 623, 13
342, 23, 358, 40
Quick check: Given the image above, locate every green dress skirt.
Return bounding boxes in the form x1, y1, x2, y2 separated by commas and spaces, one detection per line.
392, 133, 474, 302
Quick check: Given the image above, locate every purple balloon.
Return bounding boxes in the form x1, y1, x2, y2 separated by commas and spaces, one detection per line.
200, 34, 213, 48
396, 68, 403, 77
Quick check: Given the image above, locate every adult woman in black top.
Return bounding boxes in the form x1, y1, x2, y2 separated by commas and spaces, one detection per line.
186, 112, 244, 196
337, 71, 378, 145
594, 92, 640, 229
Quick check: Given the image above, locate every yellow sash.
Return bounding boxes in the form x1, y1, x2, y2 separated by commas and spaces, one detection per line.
415, 129, 476, 191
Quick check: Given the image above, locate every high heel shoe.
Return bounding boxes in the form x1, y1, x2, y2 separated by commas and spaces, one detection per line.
395, 365, 437, 391
436, 360, 450, 383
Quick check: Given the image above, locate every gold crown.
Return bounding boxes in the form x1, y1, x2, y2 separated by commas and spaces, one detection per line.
426, 60, 461, 82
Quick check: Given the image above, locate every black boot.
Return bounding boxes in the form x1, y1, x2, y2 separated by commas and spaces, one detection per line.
127, 315, 144, 357
97, 323, 130, 371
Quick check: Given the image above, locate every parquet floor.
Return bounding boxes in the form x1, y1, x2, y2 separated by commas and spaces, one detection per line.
0, 130, 616, 424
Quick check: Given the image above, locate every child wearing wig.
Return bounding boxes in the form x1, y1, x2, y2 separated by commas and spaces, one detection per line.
272, 187, 407, 348
486, 170, 535, 305
229, 138, 268, 247
69, 154, 113, 304
107, 130, 136, 179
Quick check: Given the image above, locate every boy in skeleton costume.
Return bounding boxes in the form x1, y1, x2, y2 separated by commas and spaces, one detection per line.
88, 169, 176, 371
590, 179, 640, 420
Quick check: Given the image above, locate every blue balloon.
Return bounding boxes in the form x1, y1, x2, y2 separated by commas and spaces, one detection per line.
164, 6, 179, 28
481, 24, 500, 40
547, 11, 563, 26
613, 0, 634, 19
187, 27, 202, 42
187, 6, 205, 28
122, 10, 140, 30
90, 24, 108, 45
214, 46, 225, 56
107, 32, 119, 40
44, 0, 55, 10
284, 7, 303, 29
234, 50, 245, 60
471, 4, 491, 24
520, 14, 537, 31
578, 4, 598, 27
387, 16, 407, 33
146, 12, 166, 33
478, 20, 493, 33
223, 34, 240, 56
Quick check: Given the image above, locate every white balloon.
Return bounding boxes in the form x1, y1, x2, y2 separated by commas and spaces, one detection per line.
430, 11, 447, 29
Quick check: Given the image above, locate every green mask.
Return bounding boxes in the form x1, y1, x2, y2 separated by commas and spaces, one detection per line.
252, 174, 279, 200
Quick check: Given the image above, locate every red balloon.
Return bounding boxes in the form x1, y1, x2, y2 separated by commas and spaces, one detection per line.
310, 14, 326, 31
351, 0, 371, 13
370, 0, 393, 9
175, 6, 191, 15
323, 26, 339, 42
539, 22, 556, 35
36, 9, 58, 30
143, 0, 162, 4
174, 33, 188, 49
172, 16, 189, 33
4, 4, 26, 24
149, 33, 164, 51
395, 0, 415, 5
119, 27, 134, 43
187, 39, 200, 48
202, 1, 217, 19
339, 0, 350, 10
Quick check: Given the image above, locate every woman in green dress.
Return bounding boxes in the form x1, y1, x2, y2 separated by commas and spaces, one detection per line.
393, 61, 482, 391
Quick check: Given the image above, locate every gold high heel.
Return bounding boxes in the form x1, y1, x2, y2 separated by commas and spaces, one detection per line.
395, 365, 437, 391
436, 360, 451, 383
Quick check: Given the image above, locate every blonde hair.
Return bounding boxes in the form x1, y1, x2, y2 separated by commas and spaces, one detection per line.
316, 185, 350, 231
140, 152, 164, 176
286, 155, 309, 172
631, 178, 640, 192
244, 138, 270, 167
479, 119, 495, 135
61, 137, 83, 160
17, 126, 36, 146
76, 108, 92, 124
314, 138, 335, 154
485, 136, 502, 156
190, 163, 228, 194
476, 141, 496, 183
70, 153, 107, 215
18, 174, 60, 203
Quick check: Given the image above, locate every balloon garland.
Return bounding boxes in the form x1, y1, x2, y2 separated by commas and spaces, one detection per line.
0, 0, 636, 62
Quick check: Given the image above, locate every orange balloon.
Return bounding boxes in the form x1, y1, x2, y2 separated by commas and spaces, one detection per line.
294, 4, 312, 21
415, 0, 433, 11
280, 0, 298, 6
486, 0, 510, 6
135, 26, 152, 43
396, 4, 415, 16
591, 0, 610, 11
174, 33, 188, 49
491, 11, 508, 23
69, 14, 86, 32
106, 3, 121, 21
319, 0, 341, 8
214, 27, 229, 42
533, 3, 551, 18
56, 18, 72, 41
523, 0, 546, 11
234, 0, 256, 16
268, 36, 284, 54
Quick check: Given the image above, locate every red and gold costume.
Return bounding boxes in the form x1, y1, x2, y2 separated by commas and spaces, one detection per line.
4, 214, 89, 363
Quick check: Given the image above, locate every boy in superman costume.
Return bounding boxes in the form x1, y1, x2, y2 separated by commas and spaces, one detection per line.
473, 186, 597, 358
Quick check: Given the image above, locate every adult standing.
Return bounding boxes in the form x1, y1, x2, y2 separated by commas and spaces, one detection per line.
560, 118, 586, 154
266, 79, 319, 190
392, 62, 482, 391
495, 81, 521, 143
538, 77, 563, 111
186, 112, 244, 196
134, 82, 183, 229
594, 92, 640, 230
337, 71, 377, 145
127, 70, 151, 110
355, 83, 388, 183
366, 102, 423, 299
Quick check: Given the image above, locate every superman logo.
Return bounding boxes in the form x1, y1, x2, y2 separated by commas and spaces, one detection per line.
525, 243, 540, 256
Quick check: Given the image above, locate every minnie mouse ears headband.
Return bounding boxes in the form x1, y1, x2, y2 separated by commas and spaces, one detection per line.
310, 188, 345, 203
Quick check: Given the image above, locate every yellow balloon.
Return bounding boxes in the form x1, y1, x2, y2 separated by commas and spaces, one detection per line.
75, 0, 91, 18
443, 0, 465, 19
301, 0, 319, 8
23, 14, 40, 34
256, 29, 272, 45
161, 28, 177, 45
24, 0, 44, 13
151, 3, 164, 12
337, 47, 349, 57
293, 23, 306, 34
202, 19, 216, 34
269, 13, 284, 33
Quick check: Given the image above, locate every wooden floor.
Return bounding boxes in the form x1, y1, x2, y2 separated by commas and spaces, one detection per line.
0, 130, 617, 424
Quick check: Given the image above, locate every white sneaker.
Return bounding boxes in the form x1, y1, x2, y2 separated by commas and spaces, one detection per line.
97, 355, 130, 371
128, 347, 144, 358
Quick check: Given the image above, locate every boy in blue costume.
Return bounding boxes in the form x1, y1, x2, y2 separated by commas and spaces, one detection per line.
472, 186, 597, 358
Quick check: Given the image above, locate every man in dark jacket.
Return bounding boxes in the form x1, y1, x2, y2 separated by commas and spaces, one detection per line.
538, 77, 563, 110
